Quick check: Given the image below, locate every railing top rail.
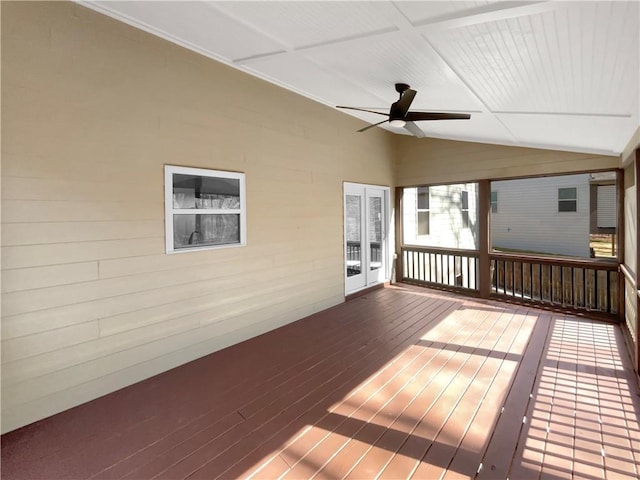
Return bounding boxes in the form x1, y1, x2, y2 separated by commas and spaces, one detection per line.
490, 251, 619, 270
401, 245, 480, 257
620, 264, 637, 285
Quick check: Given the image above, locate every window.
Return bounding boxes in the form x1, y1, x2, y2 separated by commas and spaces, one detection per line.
165, 165, 246, 253
461, 190, 469, 228
558, 187, 577, 212
491, 191, 498, 213
417, 186, 430, 235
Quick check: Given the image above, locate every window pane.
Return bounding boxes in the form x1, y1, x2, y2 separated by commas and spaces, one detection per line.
173, 214, 240, 249
172, 174, 241, 209
558, 187, 577, 200
345, 195, 361, 277
461, 191, 469, 209
418, 211, 430, 235
559, 200, 577, 212
369, 196, 382, 272
491, 191, 498, 213
462, 210, 469, 228
417, 187, 429, 210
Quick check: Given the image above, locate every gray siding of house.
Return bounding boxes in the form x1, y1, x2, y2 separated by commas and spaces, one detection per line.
491, 174, 591, 257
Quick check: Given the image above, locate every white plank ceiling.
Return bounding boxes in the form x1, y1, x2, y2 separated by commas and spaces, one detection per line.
82, 1, 639, 155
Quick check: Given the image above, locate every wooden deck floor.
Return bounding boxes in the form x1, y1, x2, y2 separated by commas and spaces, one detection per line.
2, 284, 639, 479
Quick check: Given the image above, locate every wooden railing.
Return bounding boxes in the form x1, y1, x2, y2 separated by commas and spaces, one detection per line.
400, 245, 620, 319
401, 246, 480, 292
490, 252, 619, 317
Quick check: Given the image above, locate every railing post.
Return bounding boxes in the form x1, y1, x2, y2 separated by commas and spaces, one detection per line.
479, 179, 491, 298
395, 187, 404, 283
617, 168, 625, 319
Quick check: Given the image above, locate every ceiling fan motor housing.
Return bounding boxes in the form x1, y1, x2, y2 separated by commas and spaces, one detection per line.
395, 83, 410, 94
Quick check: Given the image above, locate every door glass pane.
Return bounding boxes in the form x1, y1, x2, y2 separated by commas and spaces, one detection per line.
346, 195, 362, 277
369, 196, 382, 271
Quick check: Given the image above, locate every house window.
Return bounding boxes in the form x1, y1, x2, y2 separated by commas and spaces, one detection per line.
461, 190, 469, 228
164, 165, 246, 253
558, 187, 577, 212
417, 186, 430, 235
491, 191, 498, 213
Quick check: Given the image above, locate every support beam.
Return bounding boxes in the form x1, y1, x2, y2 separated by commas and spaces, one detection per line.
617, 168, 625, 322
394, 186, 404, 283
478, 179, 491, 298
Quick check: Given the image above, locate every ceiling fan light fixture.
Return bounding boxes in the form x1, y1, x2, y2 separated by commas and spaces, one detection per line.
389, 119, 406, 128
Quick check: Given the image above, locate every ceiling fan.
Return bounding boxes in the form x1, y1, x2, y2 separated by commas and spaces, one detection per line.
337, 83, 471, 138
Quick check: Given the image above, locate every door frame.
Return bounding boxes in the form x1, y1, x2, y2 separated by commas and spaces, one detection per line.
343, 182, 391, 295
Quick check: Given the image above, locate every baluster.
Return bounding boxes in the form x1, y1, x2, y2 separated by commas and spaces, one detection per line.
582, 268, 586, 309
538, 264, 542, 300
403, 250, 407, 278
606, 270, 611, 313
571, 267, 575, 308
530, 263, 534, 300
410, 251, 415, 279
466, 256, 470, 289
594, 268, 598, 311
559, 266, 564, 305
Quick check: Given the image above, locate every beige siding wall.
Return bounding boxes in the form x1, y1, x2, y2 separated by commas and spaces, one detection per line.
396, 137, 619, 186
0, 2, 396, 433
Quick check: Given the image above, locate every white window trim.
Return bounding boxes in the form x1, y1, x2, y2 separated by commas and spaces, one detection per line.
164, 165, 247, 254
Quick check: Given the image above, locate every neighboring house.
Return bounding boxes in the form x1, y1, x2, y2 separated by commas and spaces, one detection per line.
491, 174, 593, 257
404, 175, 618, 258
403, 183, 479, 250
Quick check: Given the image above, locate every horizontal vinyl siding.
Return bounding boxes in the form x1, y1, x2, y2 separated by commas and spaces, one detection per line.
491, 175, 591, 257
1, 1, 395, 432
396, 137, 619, 186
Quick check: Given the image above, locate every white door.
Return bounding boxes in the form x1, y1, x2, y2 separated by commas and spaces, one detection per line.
344, 183, 388, 294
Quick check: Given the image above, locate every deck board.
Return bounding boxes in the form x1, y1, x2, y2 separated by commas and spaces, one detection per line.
2, 284, 639, 480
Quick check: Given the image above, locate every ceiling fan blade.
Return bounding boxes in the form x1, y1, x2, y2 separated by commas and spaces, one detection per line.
357, 119, 389, 133
390, 89, 417, 117
336, 106, 389, 117
405, 111, 471, 121
403, 121, 425, 138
